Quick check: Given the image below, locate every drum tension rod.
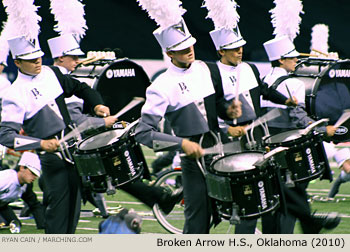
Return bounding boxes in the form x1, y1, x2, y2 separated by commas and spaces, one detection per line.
229, 203, 240, 225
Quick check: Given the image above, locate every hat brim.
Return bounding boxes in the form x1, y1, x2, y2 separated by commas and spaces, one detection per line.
168, 37, 197, 52
27, 166, 40, 177
221, 39, 247, 50
64, 48, 85, 56
17, 50, 44, 60
282, 50, 300, 59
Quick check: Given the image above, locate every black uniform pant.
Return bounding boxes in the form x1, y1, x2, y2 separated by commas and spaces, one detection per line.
119, 180, 165, 209
0, 205, 18, 226
181, 156, 212, 234
39, 153, 81, 234
21, 183, 45, 229
261, 182, 321, 233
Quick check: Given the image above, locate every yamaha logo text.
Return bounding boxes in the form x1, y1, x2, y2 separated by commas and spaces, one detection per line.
124, 150, 136, 176
258, 181, 267, 209
106, 68, 136, 78
305, 148, 316, 174
335, 126, 348, 135
328, 69, 350, 78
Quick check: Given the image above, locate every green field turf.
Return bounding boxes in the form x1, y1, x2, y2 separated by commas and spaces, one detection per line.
1, 146, 349, 234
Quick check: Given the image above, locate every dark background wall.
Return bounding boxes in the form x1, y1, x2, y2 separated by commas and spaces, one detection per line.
1, 0, 350, 63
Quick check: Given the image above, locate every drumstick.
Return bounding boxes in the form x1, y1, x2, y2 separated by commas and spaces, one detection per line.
77, 56, 96, 65
298, 53, 319, 57
58, 118, 98, 145
285, 84, 293, 101
334, 109, 350, 128
112, 97, 145, 119
311, 48, 329, 57
244, 108, 282, 131
81, 56, 105, 65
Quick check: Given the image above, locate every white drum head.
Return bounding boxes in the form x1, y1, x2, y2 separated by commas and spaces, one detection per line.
79, 129, 125, 151
212, 152, 264, 172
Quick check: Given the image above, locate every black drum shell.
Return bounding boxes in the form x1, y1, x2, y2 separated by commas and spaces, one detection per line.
73, 129, 147, 191
72, 58, 151, 122
263, 130, 329, 183
273, 59, 350, 142
207, 152, 280, 219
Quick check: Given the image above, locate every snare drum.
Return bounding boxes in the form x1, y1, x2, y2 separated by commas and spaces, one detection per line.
73, 127, 147, 192
206, 151, 281, 219
263, 129, 330, 183
72, 58, 150, 122
273, 59, 350, 142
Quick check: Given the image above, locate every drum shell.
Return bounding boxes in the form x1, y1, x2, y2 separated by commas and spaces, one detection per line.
72, 58, 150, 122
291, 59, 350, 142
263, 130, 328, 183
207, 152, 280, 219
73, 130, 146, 190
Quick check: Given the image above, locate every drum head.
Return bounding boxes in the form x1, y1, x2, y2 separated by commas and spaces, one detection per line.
265, 129, 303, 144
294, 59, 350, 142
212, 152, 264, 172
93, 59, 150, 122
78, 129, 125, 151
312, 60, 350, 124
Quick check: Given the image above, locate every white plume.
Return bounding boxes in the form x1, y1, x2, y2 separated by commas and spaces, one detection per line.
202, 0, 240, 30
2, 0, 41, 40
270, 0, 304, 41
136, 0, 186, 30
310, 24, 329, 54
50, 0, 87, 39
0, 20, 10, 64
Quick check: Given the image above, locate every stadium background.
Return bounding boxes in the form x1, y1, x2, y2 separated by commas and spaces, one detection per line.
1, 0, 350, 80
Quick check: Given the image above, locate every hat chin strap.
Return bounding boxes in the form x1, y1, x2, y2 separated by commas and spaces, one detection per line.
219, 38, 244, 50
15, 49, 42, 59
280, 48, 297, 58
166, 35, 193, 51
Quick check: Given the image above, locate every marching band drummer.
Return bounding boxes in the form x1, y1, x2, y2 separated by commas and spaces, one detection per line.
0, 35, 110, 234
47, 33, 117, 128
47, 33, 116, 219
134, 1, 242, 233
260, 35, 340, 233
202, 0, 297, 234
47, 33, 182, 219
206, 29, 296, 234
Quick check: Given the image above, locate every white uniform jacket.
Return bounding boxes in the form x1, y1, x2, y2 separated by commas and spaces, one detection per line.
0, 66, 103, 150
135, 61, 229, 151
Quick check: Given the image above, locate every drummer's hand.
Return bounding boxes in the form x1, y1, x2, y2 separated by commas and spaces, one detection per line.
326, 125, 337, 137
228, 125, 246, 137
94, 104, 110, 117
104, 116, 118, 128
40, 139, 59, 152
181, 139, 204, 159
227, 100, 242, 119
285, 96, 298, 107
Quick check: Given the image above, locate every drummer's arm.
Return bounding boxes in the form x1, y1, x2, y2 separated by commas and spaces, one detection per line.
59, 75, 105, 114
289, 103, 313, 127
135, 113, 183, 151
260, 83, 289, 106
0, 98, 43, 151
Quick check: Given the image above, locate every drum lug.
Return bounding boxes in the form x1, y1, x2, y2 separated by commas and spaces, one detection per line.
229, 203, 241, 225
285, 170, 295, 187
106, 176, 116, 195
